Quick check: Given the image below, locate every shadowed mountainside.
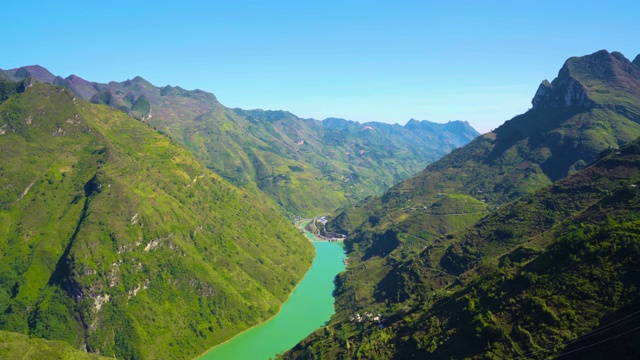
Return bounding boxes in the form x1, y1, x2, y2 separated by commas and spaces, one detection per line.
284, 49, 640, 359
286, 137, 640, 359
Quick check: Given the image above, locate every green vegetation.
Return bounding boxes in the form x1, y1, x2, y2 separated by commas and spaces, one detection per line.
130, 95, 151, 118
0, 330, 109, 359
0, 78, 20, 102
0, 83, 314, 359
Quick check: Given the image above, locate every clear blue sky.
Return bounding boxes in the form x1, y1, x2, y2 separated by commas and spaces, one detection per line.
2, 0, 639, 133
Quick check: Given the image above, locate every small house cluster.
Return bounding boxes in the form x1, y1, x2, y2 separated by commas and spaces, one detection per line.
349, 311, 385, 328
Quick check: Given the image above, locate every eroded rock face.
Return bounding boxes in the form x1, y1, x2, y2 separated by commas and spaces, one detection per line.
533, 50, 640, 111
531, 76, 593, 110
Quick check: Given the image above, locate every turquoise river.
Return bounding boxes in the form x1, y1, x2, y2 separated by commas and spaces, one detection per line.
199, 232, 346, 359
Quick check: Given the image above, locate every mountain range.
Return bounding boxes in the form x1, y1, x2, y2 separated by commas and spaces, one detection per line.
0, 66, 479, 217
283, 49, 640, 359
3, 49, 640, 359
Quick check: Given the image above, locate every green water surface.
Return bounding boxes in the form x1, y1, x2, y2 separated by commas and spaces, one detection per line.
200, 240, 345, 359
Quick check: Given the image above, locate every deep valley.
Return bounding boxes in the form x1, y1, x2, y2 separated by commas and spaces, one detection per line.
2, 49, 640, 360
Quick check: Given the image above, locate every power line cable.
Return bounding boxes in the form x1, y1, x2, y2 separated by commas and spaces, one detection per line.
552, 325, 640, 359
515, 309, 640, 359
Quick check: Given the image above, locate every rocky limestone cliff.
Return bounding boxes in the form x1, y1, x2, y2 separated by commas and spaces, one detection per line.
531, 76, 593, 109
533, 49, 640, 111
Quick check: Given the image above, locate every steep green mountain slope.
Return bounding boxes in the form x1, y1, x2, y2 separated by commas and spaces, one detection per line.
285, 126, 640, 360
0, 66, 479, 217
0, 330, 109, 360
0, 80, 314, 359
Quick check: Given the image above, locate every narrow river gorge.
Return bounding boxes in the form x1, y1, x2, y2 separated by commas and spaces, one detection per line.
199, 228, 346, 359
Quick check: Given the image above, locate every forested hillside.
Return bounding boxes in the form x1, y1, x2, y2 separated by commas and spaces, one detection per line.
0, 79, 314, 359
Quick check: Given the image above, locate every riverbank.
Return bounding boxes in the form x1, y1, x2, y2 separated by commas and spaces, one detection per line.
299, 218, 346, 242
197, 227, 346, 359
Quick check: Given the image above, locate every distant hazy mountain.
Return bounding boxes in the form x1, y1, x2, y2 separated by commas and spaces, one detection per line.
284, 50, 640, 359
0, 66, 479, 217
0, 79, 313, 359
